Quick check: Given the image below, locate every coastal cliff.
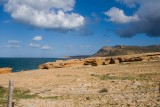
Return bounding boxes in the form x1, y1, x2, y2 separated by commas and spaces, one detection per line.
0, 67, 12, 74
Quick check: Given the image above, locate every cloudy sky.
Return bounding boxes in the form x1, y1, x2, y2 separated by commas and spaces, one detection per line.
0, 0, 160, 57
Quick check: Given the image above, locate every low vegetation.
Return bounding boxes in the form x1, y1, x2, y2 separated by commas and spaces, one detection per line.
0, 85, 67, 106
91, 72, 160, 82
43, 96, 64, 100
100, 74, 136, 81
0, 86, 38, 106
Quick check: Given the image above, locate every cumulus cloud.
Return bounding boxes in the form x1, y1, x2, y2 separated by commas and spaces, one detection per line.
29, 43, 40, 48
33, 36, 42, 41
104, 7, 139, 24
107, 0, 160, 37
3, 0, 84, 30
42, 45, 50, 50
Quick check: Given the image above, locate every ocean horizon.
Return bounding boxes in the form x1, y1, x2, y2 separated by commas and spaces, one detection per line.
0, 58, 63, 72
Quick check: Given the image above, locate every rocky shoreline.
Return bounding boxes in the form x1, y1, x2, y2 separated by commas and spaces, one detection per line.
39, 52, 160, 69
0, 52, 159, 74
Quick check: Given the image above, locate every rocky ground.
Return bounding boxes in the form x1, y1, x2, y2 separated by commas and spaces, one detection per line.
0, 53, 160, 107
0, 68, 12, 74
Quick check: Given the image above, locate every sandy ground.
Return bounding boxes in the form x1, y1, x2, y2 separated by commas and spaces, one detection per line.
0, 60, 160, 107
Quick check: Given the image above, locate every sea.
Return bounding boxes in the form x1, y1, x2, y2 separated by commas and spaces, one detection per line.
0, 58, 63, 72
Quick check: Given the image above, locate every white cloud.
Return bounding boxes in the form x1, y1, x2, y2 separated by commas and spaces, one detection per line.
81, 45, 91, 48
42, 45, 50, 50
29, 43, 40, 48
8, 40, 21, 44
104, 7, 139, 24
2, 40, 22, 48
29, 43, 51, 50
4, 0, 85, 30
3, 45, 20, 48
113, 0, 160, 37
33, 36, 42, 41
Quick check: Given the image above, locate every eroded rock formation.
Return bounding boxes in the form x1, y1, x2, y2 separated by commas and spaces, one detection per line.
0, 68, 12, 74
39, 53, 160, 70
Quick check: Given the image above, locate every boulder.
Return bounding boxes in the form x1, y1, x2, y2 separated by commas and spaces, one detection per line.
104, 60, 110, 65
0, 68, 12, 74
148, 56, 160, 61
115, 59, 120, 64
39, 62, 64, 69
117, 57, 123, 63
109, 58, 115, 64
117, 57, 143, 63
124, 57, 143, 62
84, 58, 105, 66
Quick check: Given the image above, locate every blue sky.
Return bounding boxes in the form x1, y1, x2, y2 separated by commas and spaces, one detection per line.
0, 0, 160, 57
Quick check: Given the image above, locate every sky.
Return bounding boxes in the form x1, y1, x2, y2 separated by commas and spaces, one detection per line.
0, 0, 160, 58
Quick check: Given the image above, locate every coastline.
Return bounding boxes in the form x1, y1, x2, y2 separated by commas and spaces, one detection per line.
0, 58, 62, 72
0, 52, 160, 106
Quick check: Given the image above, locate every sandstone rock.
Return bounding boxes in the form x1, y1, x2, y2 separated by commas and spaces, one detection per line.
0, 67, 12, 74
109, 58, 115, 64
84, 58, 105, 66
148, 56, 160, 61
142, 57, 149, 62
118, 57, 143, 63
117, 57, 124, 63
115, 59, 119, 64
84, 60, 94, 66
39, 62, 64, 69
39, 53, 159, 70
39, 59, 84, 69
63, 60, 84, 67
129, 57, 142, 62
104, 60, 110, 65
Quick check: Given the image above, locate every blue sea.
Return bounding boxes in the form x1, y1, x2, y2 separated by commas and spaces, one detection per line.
0, 58, 62, 72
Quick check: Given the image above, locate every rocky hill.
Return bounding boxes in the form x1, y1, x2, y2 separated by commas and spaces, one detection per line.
93, 45, 160, 57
